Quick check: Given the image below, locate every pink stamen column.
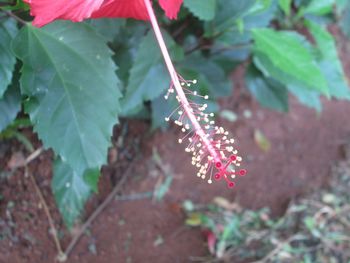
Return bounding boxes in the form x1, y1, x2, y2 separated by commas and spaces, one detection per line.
143, 0, 221, 165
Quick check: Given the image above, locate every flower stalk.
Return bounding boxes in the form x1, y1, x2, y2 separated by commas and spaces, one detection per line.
144, 0, 219, 162
144, 0, 246, 187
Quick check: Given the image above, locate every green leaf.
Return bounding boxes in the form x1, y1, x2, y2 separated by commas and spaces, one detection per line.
250, 0, 273, 13
154, 176, 173, 201
0, 18, 18, 98
182, 200, 195, 212
179, 54, 232, 98
185, 213, 203, 226
0, 84, 21, 132
254, 51, 325, 109
254, 129, 272, 152
252, 28, 329, 95
306, 20, 350, 100
306, 22, 337, 61
336, 0, 348, 12
52, 158, 92, 228
151, 95, 173, 130
222, 218, 239, 240
254, 49, 324, 111
278, 0, 292, 15
151, 54, 225, 129
216, 218, 240, 257
112, 22, 149, 85
12, 21, 121, 177
122, 63, 169, 114
339, 2, 350, 38
86, 18, 126, 42
302, 0, 335, 16
83, 168, 100, 193
183, 0, 216, 21
2, 0, 29, 11
214, 1, 275, 47
121, 30, 183, 114
205, 0, 257, 36
288, 84, 322, 112
245, 65, 288, 112
303, 216, 316, 230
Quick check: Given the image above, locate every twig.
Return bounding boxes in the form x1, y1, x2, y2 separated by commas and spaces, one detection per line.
63, 156, 139, 259
25, 147, 44, 165
115, 191, 153, 201
172, 19, 190, 39
25, 165, 65, 261
9, 147, 43, 170
0, 9, 27, 24
20, 146, 140, 260
329, 205, 350, 229
301, 199, 328, 209
152, 147, 173, 176
252, 235, 298, 263
20, 147, 65, 261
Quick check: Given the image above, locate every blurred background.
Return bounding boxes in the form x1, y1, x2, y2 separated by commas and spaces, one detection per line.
1, 0, 350, 262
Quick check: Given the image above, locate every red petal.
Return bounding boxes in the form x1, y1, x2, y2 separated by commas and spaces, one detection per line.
159, 0, 183, 19
25, 0, 105, 27
26, 0, 183, 27
91, 0, 149, 20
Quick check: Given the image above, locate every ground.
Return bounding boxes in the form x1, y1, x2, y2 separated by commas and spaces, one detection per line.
0, 28, 350, 263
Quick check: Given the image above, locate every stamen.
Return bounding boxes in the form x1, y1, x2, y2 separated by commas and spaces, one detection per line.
144, 0, 247, 188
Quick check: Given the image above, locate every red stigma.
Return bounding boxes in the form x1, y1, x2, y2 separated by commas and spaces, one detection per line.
230, 155, 237, 161
212, 158, 247, 189
228, 182, 235, 188
239, 169, 247, 176
215, 162, 222, 168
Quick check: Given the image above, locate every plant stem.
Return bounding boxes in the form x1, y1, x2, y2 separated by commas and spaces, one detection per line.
25, 147, 43, 164
15, 148, 65, 261
252, 235, 299, 263
0, 9, 27, 24
22, 148, 66, 261
143, 0, 220, 164
63, 156, 139, 259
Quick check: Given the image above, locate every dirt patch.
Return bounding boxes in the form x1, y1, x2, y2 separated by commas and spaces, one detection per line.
1, 29, 350, 263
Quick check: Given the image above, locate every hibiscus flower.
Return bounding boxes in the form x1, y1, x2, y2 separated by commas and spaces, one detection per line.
24, 0, 247, 187
25, 0, 183, 27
